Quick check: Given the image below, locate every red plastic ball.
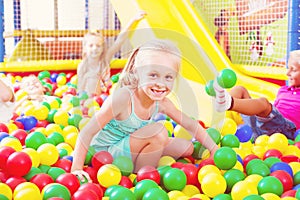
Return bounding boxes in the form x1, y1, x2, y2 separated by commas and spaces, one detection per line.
119, 176, 133, 188
136, 165, 160, 184
281, 190, 296, 198
243, 154, 259, 169
270, 170, 294, 192
198, 158, 215, 169
11, 129, 28, 146
5, 176, 26, 191
78, 183, 103, 198
91, 151, 113, 170
181, 164, 199, 186
0, 146, 16, 170
0, 170, 9, 182
72, 189, 99, 200
30, 173, 54, 191
0, 123, 9, 132
56, 173, 81, 195
53, 159, 72, 173
263, 149, 282, 160
6, 151, 32, 177
83, 166, 98, 183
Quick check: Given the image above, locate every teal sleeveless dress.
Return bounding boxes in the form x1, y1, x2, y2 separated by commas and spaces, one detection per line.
90, 88, 159, 160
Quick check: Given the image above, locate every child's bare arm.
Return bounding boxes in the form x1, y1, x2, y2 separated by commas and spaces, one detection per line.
0, 79, 14, 102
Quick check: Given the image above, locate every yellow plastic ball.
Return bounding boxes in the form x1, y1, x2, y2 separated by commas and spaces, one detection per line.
63, 125, 79, 135
168, 190, 185, 200
23, 104, 35, 116
198, 165, 221, 184
45, 123, 63, 136
231, 180, 258, 200
158, 120, 174, 135
0, 137, 22, 151
22, 148, 40, 167
173, 125, 192, 140
56, 75, 67, 85
6, 122, 19, 133
267, 133, 288, 153
70, 75, 77, 85
181, 184, 200, 197
244, 174, 263, 187
47, 98, 60, 109
97, 164, 122, 188
13, 182, 40, 198
218, 118, 237, 136
261, 193, 281, 200
68, 107, 83, 116
84, 98, 99, 108
255, 135, 269, 146
56, 142, 73, 155
64, 132, 78, 149
53, 110, 69, 127
37, 143, 59, 166
0, 183, 12, 200
33, 104, 49, 120
78, 117, 90, 130
201, 173, 226, 198
191, 194, 210, 200
15, 90, 28, 101
289, 162, 300, 175
14, 188, 42, 200
158, 156, 176, 167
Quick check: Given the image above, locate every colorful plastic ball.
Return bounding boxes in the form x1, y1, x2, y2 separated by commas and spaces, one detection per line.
263, 149, 283, 160
72, 189, 100, 200
42, 183, 71, 200
162, 168, 187, 191
78, 183, 103, 199
0, 146, 16, 170
0, 132, 9, 142
23, 167, 42, 181
213, 193, 232, 200
0, 137, 23, 151
53, 158, 72, 172
33, 104, 49, 120
223, 168, 246, 193
38, 71, 50, 80
235, 124, 253, 142
0, 183, 12, 200
68, 114, 82, 127
214, 146, 237, 170
22, 116, 38, 131
97, 164, 121, 188
30, 173, 54, 191
134, 179, 159, 200
46, 109, 58, 123
267, 133, 288, 153
206, 127, 221, 144
217, 68, 237, 89
136, 165, 161, 184
0, 123, 9, 133
173, 125, 192, 140
231, 180, 258, 200
53, 110, 69, 127
257, 176, 283, 196
181, 164, 199, 186
10, 129, 27, 146
5, 176, 27, 191
198, 164, 221, 183
25, 131, 47, 150
56, 75, 67, 86
270, 162, 293, 177
6, 151, 32, 177
143, 188, 169, 200
119, 176, 133, 188
270, 170, 293, 192
37, 143, 59, 166
201, 173, 226, 198
205, 80, 216, 96
112, 156, 134, 176
221, 134, 240, 148
108, 186, 135, 200
243, 194, 264, 200
218, 118, 237, 136
158, 156, 176, 167
56, 173, 80, 195
246, 159, 270, 177
47, 132, 64, 146
263, 156, 281, 168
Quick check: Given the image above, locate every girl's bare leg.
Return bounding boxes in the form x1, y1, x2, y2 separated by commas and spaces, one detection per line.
130, 123, 169, 172
163, 137, 194, 159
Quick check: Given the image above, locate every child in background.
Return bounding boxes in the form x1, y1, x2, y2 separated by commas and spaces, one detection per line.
77, 11, 147, 96
213, 50, 300, 140
71, 39, 219, 181
0, 77, 15, 123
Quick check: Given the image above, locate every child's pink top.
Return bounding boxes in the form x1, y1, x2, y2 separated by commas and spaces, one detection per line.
274, 86, 300, 129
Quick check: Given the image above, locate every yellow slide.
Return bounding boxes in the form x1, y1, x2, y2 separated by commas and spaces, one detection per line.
110, 0, 281, 126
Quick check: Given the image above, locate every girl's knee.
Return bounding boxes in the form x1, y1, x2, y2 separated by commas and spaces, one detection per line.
152, 123, 169, 144
181, 142, 194, 157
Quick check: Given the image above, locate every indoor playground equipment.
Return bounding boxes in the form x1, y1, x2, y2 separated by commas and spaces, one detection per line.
0, 0, 299, 125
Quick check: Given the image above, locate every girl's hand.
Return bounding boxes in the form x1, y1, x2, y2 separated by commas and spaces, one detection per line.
134, 10, 147, 21
71, 169, 92, 183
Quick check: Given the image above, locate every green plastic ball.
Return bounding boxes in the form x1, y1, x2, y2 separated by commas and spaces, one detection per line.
257, 176, 283, 196
112, 156, 134, 176
111, 73, 120, 83
134, 179, 159, 200
206, 127, 221, 145
214, 147, 237, 170
205, 80, 216, 96
217, 69, 237, 88
142, 188, 169, 200
38, 70, 51, 80
212, 193, 232, 200
162, 168, 187, 191
223, 169, 245, 193
42, 183, 71, 200
221, 134, 240, 148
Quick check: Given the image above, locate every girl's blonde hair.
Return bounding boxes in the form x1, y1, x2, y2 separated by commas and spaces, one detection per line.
119, 39, 181, 88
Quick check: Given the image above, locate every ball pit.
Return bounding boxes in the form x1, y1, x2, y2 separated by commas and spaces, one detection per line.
1, 71, 300, 199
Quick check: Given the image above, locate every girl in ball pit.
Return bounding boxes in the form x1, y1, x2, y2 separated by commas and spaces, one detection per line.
71, 39, 219, 182
76, 11, 146, 97
213, 50, 300, 140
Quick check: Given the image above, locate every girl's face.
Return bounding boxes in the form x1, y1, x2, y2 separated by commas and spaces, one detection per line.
21, 76, 44, 96
287, 57, 300, 87
85, 35, 104, 58
135, 51, 179, 101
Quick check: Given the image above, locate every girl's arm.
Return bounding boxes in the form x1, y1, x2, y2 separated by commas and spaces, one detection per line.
71, 87, 130, 181
162, 98, 219, 156
105, 10, 146, 61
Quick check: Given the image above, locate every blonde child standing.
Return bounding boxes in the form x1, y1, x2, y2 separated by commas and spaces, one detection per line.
71, 39, 219, 181
213, 50, 300, 140
77, 11, 146, 96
